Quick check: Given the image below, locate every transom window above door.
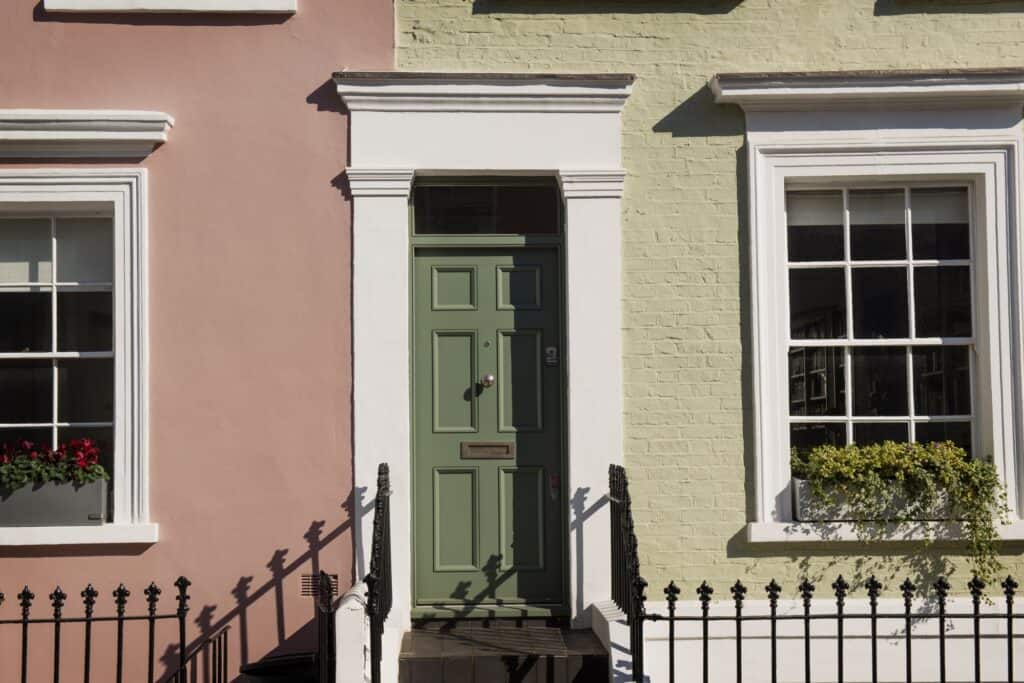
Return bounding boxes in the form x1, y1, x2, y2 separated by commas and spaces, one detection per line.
786, 186, 975, 456
413, 180, 561, 235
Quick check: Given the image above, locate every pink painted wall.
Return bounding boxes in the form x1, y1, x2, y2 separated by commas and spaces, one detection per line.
0, 1, 392, 679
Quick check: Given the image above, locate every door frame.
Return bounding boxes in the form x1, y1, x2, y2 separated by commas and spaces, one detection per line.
409, 193, 570, 617
337, 71, 632, 683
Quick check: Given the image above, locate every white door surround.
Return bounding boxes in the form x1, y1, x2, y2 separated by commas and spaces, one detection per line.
335, 71, 633, 683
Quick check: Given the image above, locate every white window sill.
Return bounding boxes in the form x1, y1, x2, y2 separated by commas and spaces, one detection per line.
0, 523, 158, 546
43, 0, 295, 12
747, 520, 1024, 544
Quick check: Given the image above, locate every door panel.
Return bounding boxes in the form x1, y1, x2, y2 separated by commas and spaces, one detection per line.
414, 248, 564, 610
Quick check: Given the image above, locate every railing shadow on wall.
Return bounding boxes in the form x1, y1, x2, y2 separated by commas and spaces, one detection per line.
157, 495, 368, 682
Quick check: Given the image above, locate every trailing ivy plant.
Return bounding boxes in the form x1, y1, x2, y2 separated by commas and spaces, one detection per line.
0, 439, 109, 492
791, 440, 1008, 581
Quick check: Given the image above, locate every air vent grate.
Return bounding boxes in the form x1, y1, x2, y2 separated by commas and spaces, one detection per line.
300, 573, 339, 598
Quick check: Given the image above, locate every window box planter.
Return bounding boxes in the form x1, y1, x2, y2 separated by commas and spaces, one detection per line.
0, 480, 107, 526
792, 478, 953, 522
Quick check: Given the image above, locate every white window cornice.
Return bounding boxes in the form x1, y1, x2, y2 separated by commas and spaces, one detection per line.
0, 110, 173, 160
43, 0, 294, 12
711, 68, 1024, 111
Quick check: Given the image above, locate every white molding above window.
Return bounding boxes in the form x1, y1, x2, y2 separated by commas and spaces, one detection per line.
43, 0, 295, 12
712, 70, 1024, 540
0, 169, 152, 545
0, 110, 173, 159
710, 68, 1024, 110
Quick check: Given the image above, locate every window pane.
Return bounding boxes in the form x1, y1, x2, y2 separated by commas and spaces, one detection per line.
57, 292, 112, 352
57, 359, 114, 423
0, 219, 52, 284
414, 183, 561, 235
0, 360, 52, 423
0, 428, 53, 453
914, 267, 972, 337
790, 423, 846, 453
495, 186, 560, 234
852, 347, 908, 416
853, 267, 908, 338
789, 347, 845, 416
915, 422, 971, 455
787, 191, 843, 262
55, 218, 113, 283
853, 422, 909, 446
850, 190, 905, 261
911, 188, 969, 260
790, 269, 846, 339
0, 291, 50, 352
913, 346, 971, 416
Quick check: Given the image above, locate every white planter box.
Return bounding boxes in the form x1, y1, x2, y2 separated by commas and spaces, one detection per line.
792, 478, 953, 522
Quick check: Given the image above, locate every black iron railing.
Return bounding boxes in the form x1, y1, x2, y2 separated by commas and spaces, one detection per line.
610, 464, 648, 680
644, 574, 1021, 683
0, 575, 228, 683
316, 570, 338, 683
365, 462, 393, 683
610, 466, 1024, 683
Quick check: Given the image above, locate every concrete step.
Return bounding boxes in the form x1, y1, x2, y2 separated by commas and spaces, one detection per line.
399, 620, 608, 683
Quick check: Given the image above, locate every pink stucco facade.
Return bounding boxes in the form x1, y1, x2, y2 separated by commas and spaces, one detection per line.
0, 1, 393, 679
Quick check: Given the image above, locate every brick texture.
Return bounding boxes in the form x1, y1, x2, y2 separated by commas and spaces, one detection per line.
397, 0, 1024, 596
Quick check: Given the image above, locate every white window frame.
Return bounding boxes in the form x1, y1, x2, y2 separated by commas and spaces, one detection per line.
785, 182, 979, 456
0, 170, 154, 545
712, 72, 1024, 542
42, 0, 295, 12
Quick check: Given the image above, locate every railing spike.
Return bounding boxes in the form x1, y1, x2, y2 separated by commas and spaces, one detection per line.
18, 586, 33, 616
81, 584, 98, 617
697, 580, 714, 610
832, 575, 849, 602
865, 575, 882, 603
934, 575, 951, 600
49, 586, 66, 618
968, 574, 986, 604
731, 580, 747, 607
1003, 575, 1019, 598
144, 582, 161, 616
765, 578, 781, 606
113, 584, 130, 614
664, 580, 680, 605
174, 576, 192, 616
799, 579, 814, 606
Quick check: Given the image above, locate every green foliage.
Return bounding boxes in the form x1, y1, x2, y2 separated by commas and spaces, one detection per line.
0, 439, 109, 492
792, 441, 1008, 581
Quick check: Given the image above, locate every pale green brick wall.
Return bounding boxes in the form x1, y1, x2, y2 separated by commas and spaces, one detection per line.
397, 0, 1024, 596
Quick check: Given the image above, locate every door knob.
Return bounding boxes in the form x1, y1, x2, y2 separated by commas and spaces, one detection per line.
480, 374, 496, 388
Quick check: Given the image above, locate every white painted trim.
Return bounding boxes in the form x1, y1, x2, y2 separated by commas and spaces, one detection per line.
0, 110, 173, 159
748, 519, 1024, 543
711, 70, 1024, 110
337, 73, 631, 682
335, 75, 633, 114
0, 524, 158, 546
43, 0, 295, 12
0, 170, 150, 537
720, 97, 1024, 530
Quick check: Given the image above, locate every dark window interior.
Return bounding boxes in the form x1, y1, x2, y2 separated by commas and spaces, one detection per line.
414, 182, 561, 235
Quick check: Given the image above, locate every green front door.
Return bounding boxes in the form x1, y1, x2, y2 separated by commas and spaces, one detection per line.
413, 248, 564, 614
